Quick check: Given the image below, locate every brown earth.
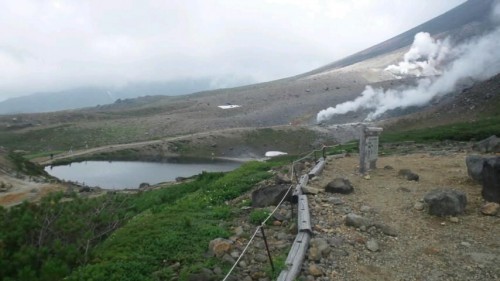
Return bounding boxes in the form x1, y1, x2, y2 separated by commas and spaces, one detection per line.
302, 151, 500, 280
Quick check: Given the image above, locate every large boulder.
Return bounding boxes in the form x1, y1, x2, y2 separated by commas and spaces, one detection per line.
482, 157, 500, 203
466, 155, 488, 183
325, 178, 353, 194
466, 155, 500, 186
472, 135, 500, 153
251, 184, 290, 207
423, 189, 467, 216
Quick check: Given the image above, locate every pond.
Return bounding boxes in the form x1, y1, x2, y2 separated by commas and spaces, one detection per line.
45, 159, 242, 189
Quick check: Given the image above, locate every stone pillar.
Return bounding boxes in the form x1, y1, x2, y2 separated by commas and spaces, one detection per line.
359, 125, 383, 174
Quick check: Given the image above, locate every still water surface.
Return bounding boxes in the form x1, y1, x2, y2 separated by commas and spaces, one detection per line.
45, 160, 242, 189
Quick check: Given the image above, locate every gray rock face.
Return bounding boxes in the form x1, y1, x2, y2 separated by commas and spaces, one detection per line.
325, 178, 353, 194
423, 189, 467, 216
482, 157, 500, 203
252, 184, 290, 207
472, 135, 500, 153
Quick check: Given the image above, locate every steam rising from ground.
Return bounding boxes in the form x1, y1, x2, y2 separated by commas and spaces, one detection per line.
317, 26, 500, 123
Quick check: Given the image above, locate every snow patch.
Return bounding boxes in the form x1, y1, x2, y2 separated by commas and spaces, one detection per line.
265, 151, 288, 157
218, 105, 241, 109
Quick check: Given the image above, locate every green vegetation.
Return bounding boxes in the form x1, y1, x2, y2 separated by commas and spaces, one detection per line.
0, 124, 143, 153
0, 160, 278, 281
7, 151, 49, 177
249, 209, 271, 225
381, 116, 500, 143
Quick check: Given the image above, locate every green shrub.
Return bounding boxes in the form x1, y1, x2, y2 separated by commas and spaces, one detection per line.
249, 209, 271, 225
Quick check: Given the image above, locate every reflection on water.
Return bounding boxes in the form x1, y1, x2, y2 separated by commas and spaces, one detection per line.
45, 159, 241, 189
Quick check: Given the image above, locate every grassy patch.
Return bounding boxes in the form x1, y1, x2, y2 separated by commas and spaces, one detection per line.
0, 124, 143, 154
7, 151, 49, 176
249, 209, 271, 225
67, 161, 275, 281
381, 116, 500, 143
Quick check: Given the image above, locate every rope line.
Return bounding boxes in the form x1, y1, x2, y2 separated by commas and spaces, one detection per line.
221, 144, 339, 280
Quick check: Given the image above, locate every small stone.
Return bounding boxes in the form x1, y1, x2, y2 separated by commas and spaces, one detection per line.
374, 223, 398, 237
414, 202, 425, 211
328, 197, 344, 205
325, 178, 354, 194
449, 216, 459, 223
238, 260, 247, 268
480, 202, 500, 216
308, 247, 322, 262
460, 242, 471, 247
308, 264, 323, 277
360, 205, 371, 213
230, 251, 240, 258
363, 175, 371, 180
273, 220, 282, 226
209, 238, 233, 257
234, 226, 244, 236
254, 253, 268, 263
384, 165, 394, 170
345, 213, 371, 228
222, 253, 235, 264
366, 239, 379, 252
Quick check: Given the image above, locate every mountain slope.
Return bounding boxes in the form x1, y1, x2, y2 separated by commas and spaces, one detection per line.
304, 0, 495, 76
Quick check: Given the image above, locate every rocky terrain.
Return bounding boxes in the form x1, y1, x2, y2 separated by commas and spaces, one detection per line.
206, 142, 500, 281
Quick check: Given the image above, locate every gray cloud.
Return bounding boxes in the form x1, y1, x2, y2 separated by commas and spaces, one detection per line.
0, 0, 464, 101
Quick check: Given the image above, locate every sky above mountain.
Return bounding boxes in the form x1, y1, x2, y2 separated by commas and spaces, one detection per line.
0, 0, 465, 101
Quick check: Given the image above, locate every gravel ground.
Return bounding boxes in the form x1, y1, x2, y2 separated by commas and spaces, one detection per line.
299, 151, 500, 281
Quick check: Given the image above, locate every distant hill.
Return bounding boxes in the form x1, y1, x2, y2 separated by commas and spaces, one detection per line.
0, 77, 253, 115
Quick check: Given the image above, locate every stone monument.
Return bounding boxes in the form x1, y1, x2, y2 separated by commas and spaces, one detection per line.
359, 125, 383, 174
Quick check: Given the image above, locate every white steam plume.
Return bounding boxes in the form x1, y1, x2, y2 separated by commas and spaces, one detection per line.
385, 32, 451, 77
317, 27, 500, 123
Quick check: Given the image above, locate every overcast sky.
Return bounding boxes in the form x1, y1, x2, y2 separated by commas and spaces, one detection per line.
0, 0, 466, 101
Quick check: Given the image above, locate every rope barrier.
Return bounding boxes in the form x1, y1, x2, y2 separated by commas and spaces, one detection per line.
221, 144, 339, 280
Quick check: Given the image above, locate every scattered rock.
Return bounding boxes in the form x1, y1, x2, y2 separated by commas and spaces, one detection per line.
275, 173, 292, 184
481, 157, 500, 203
374, 223, 398, 237
366, 239, 379, 252
414, 202, 425, 211
176, 177, 188, 182
398, 169, 419, 181
138, 182, 150, 189
449, 216, 459, 223
423, 189, 467, 216
252, 185, 291, 207
345, 213, 371, 228
208, 238, 233, 257
360, 205, 371, 213
308, 246, 322, 262
466, 155, 488, 183
302, 186, 321, 195
234, 226, 244, 237
325, 178, 354, 194
384, 165, 394, 170
480, 202, 500, 216
460, 241, 471, 247
472, 135, 500, 153
363, 175, 371, 180
327, 197, 344, 205
308, 264, 323, 277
